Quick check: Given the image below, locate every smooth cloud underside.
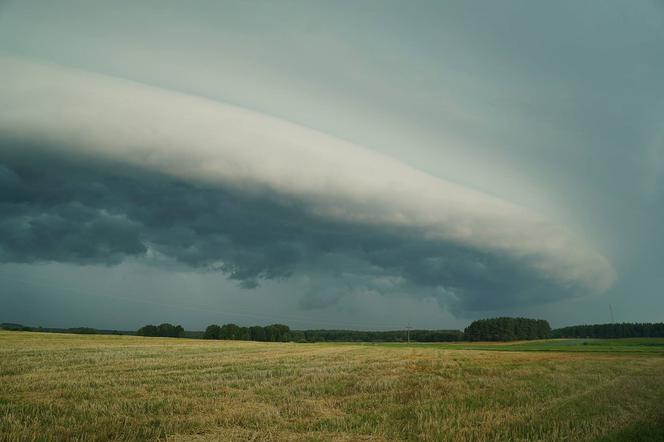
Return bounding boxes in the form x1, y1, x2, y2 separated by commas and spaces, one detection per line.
0, 57, 616, 312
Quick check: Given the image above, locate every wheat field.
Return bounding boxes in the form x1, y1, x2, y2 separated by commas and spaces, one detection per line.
1, 331, 663, 441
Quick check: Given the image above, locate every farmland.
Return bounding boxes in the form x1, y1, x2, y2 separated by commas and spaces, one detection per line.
1, 331, 663, 441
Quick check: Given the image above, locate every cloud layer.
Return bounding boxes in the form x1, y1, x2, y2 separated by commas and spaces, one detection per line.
0, 57, 616, 311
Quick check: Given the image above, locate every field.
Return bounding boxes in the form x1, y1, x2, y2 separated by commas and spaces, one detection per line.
372, 337, 664, 353
1, 331, 663, 441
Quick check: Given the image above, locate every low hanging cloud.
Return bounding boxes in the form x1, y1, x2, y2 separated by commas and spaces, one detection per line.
0, 56, 616, 312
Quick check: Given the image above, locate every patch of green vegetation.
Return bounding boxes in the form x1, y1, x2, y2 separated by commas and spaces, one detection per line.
370, 338, 664, 353
597, 420, 664, 442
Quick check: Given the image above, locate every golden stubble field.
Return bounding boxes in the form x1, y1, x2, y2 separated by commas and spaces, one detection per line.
1, 331, 663, 441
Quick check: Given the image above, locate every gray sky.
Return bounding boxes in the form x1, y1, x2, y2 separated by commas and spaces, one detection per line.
0, 1, 662, 330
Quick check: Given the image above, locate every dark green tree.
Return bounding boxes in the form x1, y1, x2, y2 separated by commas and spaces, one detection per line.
204, 324, 221, 339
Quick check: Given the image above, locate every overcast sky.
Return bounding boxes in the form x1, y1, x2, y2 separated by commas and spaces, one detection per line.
1, 1, 662, 331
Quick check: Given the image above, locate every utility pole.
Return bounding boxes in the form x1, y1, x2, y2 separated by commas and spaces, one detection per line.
609, 304, 615, 323
406, 324, 412, 343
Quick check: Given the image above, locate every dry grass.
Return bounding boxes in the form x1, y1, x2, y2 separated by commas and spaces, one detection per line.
1, 331, 663, 441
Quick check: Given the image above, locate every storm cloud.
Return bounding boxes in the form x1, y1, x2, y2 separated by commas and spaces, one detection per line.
0, 56, 616, 312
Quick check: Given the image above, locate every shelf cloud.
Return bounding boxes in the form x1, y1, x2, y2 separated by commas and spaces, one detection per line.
0, 56, 616, 312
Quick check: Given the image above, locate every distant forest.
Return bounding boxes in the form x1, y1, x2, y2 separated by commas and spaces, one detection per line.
0, 323, 124, 335
203, 323, 291, 342
289, 329, 464, 343
464, 317, 551, 341
200, 325, 464, 343
552, 322, 664, 339
3, 319, 664, 342
137, 323, 185, 338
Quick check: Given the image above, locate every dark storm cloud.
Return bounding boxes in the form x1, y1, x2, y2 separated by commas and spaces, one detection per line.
0, 162, 145, 265
0, 56, 617, 313
1, 1, 662, 329
0, 146, 595, 311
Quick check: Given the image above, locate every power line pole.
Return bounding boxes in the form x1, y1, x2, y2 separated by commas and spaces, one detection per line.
406, 325, 412, 343
609, 304, 615, 323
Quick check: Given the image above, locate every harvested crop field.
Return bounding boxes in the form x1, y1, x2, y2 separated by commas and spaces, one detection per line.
1, 331, 663, 441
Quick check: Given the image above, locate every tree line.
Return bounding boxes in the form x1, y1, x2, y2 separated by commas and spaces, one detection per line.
2, 319, 551, 342
137, 323, 185, 338
0, 323, 123, 335
464, 317, 551, 341
201, 325, 463, 342
287, 329, 464, 342
8, 320, 664, 342
551, 322, 664, 339
203, 323, 291, 341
